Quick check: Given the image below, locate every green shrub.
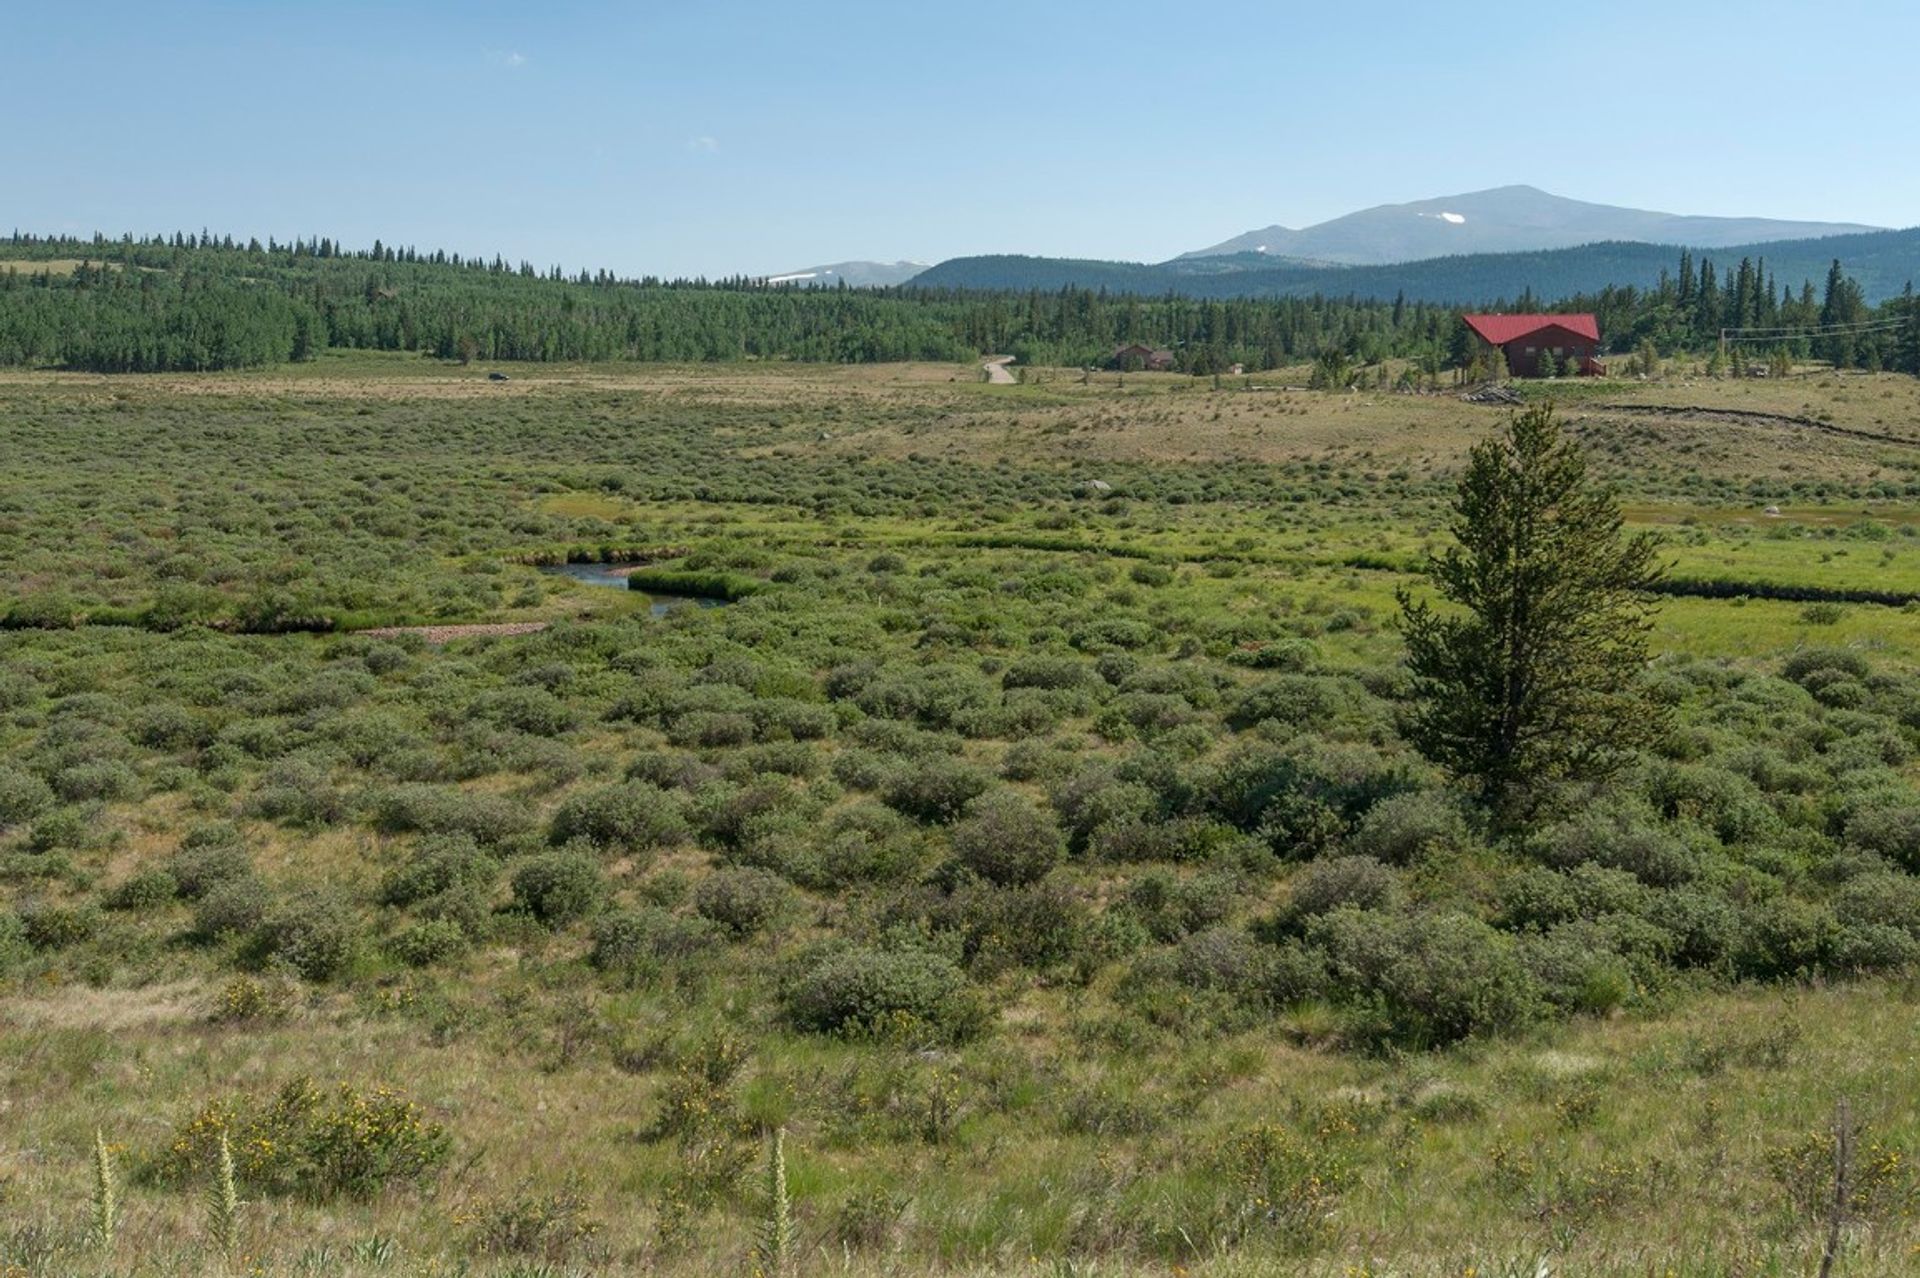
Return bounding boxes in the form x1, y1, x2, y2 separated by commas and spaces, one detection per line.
1520, 922, 1638, 1015
1096, 692, 1202, 740
194, 876, 273, 939
883, 756, 993, 824
169, 828, 254, 900
953, 880, 1087, 972
0, 765, 55, 830
729, 742, 821, 780
1833, 872, 1920, 936
1646, 888, 1743, 969
1268, 940, 1332, 1006
1495, 867, 1581, 932
1284, 855, 1398, 924
589, 906, 721, 974
949, 789, 1063, 886
1530, 804, 1699, 887
256, 890, 359, 980
370, 784, 533, 846
247, 757, 347, 828
379, 834, 500, 908
388, 919, 471, 967
1124, 867, 1238, 940
548, 782, 687, 853
18, 900, 101, 949
1844, 805, 1920, 870
1050, 767, 1156, 854
1348, 791, 1470, 866
751, 698, 835, 743
1309, 908, 1540, 1046
106, 869, 180, 911
1831, 923, 1920, 972
1226, 676, 1356, 731
467, 687, 577, 737
26, 807, 90, 853
693, 866, 794, 937
156, 1078, 449, 1200
52, 760, 141, 803
1172, 926, 1275, 999
781, 945, 976, 1038
1226, 639, 1320, 672
667, 710, 755, 748
1735, 896, 1839, 979
1563, 862, 1652, 919
1001, 657, 1097, 692
414, 881, 495, 941
511, 852, 606, 927
1094, 815, 1242, 864
1782, 648, 1869, 687
813, 804, 930, 888
1647, 764, 1776, 844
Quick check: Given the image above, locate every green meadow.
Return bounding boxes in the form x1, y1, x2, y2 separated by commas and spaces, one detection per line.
3, 355, 1920, 1275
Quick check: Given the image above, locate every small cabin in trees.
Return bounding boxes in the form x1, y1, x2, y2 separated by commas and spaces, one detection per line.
1110, 343, 1175, 372
1462, 313, 1605, 377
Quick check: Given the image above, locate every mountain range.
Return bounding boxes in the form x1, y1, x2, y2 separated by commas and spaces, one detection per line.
1177, 185, 1882, 265
776, 186, 1913, 305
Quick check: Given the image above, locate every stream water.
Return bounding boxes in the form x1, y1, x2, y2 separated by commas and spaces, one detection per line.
536, 563, 727, 618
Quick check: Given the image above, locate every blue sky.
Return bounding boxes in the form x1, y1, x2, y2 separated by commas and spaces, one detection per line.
6, 1, 1916, 278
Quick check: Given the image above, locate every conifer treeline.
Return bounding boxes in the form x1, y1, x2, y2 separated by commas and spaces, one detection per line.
0, 231, 1914, 375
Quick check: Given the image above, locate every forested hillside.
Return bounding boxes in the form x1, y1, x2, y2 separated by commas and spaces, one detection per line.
2, 231, 1917, 376
914, 229, 1920, 307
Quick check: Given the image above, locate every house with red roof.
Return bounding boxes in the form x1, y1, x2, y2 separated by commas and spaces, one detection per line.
1462, 313, 1605, 378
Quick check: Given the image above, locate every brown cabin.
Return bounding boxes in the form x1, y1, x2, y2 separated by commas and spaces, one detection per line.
1462, 313, 1605, 377
1111, 343, 1175, 371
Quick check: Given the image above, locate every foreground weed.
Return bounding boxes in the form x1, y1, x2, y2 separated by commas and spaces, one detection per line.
88, 1129, 117, 1253
755, 1126, 796, 1278
206, 1128, 241, 1258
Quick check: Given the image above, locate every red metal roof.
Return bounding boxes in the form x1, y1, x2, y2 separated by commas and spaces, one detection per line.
1462, 313, 1600, 345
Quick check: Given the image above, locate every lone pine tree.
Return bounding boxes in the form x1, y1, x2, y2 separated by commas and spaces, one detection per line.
1398, 402, 1667, 817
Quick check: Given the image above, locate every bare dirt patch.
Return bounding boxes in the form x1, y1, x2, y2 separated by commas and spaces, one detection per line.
356, 621, 549, 643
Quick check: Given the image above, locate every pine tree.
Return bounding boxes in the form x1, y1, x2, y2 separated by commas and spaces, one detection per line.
1398, 403, 1668, 818
1897, 283, 1920, 375
1695, 259, 1720, 342
1819, 259, 1866, 368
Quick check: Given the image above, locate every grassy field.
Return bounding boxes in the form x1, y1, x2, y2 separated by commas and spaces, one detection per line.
3, 354, 1920, 1276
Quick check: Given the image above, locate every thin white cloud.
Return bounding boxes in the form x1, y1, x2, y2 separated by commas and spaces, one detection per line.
686, 135, 719, 154
487, 49, 528, 69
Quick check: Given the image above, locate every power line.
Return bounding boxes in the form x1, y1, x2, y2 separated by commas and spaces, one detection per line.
1722, 317, 1904, 335
1719, 318, 1906, 344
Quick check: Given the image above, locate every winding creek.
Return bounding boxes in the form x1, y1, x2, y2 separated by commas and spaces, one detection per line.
536, 562, 727, 618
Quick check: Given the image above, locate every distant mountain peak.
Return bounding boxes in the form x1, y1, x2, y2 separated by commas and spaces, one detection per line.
764, 260, 928, 288
1183, 186, 1882, 265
